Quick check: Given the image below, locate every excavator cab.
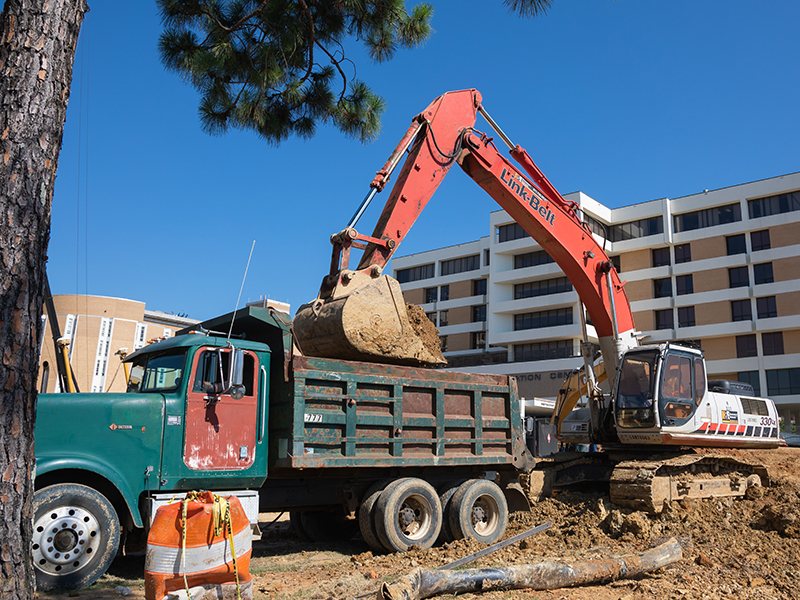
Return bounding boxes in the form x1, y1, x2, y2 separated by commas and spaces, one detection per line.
615, 345, 706, 431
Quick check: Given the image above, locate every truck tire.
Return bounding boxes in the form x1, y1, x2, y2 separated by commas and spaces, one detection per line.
32, 483, 121, 591
358, 479, 394, 553
448, 479, 508, 544
437, 479, 468, 543
374, 478, 441, 552
290, 511, 312, 542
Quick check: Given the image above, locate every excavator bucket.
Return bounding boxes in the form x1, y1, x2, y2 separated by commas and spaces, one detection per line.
293, 274, 446, 367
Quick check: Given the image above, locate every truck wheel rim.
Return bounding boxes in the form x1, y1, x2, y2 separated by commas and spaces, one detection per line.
471, 495, 499, 536
398, 495, 431, 541
32, 506, 101, 576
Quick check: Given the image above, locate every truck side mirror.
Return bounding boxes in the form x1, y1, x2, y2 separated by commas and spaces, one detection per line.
227, 348, 245, 400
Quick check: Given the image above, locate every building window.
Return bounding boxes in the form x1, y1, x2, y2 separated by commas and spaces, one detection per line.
608, 216, 663, 242
514, 276, 572, 299
498, 223, 530, 242
441, 255, 480, 276
514, 307, 573, 331
473, 279, 487, 296
748, 191, 800, 219
484, 249, 490, 266
585, 215, 607, 238
426, 312, 437, 325
472, 305, 487, 322
440, 336, 448, 353
728, 266, 749, 288
674, 243, 691, 264
514, 250, 555, 269
513, 340, 575, 362
610, 255, 621, 273
731, 300, 752, 322
397, 263, 435, 283
440, 285, 450, 301
438, 310, 448, 327
762, 332, 784, 356
424, 287, 437, 303
736, 334, 758, 358
675, 274, 693, 295
738, 371, 761, 397
471, 331, 486, 350
678, 306, 695, 328
750, 229, 771, 251
766, 368, 800, 396
653, 278, 672, 298
652, 248, 670, 267
655, 309, 674, 330
673, 203, 742, 233
726, 234, 747, 256
756, 296, 777, 319
753, 263, 774, 285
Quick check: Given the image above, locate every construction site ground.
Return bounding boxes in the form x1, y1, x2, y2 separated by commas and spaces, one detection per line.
41, 447, 800, 600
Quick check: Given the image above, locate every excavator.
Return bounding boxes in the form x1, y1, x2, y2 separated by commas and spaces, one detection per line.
294, 89, 783, 512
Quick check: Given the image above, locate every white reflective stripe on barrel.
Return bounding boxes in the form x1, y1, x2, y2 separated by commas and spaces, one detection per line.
145, 527, 251, 574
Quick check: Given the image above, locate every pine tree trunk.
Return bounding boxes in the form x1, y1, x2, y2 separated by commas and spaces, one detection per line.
0, 0, 87, 596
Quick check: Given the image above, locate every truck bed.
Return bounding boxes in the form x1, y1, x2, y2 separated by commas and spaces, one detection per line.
268, 356, 527, 471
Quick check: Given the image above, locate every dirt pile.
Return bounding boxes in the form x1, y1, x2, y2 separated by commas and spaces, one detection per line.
405, 303, 445, 364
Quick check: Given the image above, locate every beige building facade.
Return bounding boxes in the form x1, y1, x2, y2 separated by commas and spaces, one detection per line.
39, 295, 199, 394
393, 171, 800, 433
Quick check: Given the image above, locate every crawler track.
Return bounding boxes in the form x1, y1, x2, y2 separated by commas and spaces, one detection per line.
609, 454, 770, 512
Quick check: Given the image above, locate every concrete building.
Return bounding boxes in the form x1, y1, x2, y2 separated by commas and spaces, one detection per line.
393, 171, 800, 433
38, 294, 290, 394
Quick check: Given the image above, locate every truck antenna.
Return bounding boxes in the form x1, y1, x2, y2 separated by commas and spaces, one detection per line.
227, 240, 256, 343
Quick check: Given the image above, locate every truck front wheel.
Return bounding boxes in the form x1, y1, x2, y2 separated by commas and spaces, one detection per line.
32, 483, 121, 591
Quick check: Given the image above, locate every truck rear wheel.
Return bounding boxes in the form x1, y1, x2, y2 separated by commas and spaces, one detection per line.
32, 483, 120, 591
437, 479, 468, 543
448, 479, 508, 544
374, 478, 441, 552
358, 479, 393, 552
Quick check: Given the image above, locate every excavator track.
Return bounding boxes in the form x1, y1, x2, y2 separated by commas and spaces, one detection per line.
609, 454, 770, 513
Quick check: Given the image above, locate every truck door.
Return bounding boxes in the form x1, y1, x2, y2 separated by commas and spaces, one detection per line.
183, 347, 259, 470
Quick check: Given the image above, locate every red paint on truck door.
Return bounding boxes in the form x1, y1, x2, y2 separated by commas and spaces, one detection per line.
184, 347, 258, 470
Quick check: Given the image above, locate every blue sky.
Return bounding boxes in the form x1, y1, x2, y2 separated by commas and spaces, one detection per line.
48, 1, 800, 320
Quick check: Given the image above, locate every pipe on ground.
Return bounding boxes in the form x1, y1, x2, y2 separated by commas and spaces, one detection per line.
379, 538, 682, 600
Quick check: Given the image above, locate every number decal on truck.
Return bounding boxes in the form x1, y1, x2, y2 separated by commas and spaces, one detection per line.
760, 416, 776, 427
304, 413, 323, 423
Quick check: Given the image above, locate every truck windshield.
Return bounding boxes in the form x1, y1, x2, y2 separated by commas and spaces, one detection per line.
127, 349, 187, 393
616, 350, 658, 428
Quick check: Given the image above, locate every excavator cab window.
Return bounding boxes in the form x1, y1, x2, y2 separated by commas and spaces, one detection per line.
659, 351, 701, 425
616, 350, 658, 428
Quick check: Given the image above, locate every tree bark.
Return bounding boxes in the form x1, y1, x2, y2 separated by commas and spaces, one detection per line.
0, 0, 87, 596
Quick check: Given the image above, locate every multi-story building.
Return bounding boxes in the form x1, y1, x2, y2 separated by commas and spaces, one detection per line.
393, 171, 800, 433
38, 294, 289, 394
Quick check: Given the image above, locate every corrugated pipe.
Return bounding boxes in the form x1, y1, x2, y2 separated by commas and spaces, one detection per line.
379, 538, 682, 600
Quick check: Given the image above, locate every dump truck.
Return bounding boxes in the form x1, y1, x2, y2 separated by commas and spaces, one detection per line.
33, 306, 533, 591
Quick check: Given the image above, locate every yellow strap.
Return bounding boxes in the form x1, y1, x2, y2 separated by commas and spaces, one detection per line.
180, 492, 242, 600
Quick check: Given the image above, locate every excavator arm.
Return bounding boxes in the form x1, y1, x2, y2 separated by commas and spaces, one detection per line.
294, 89, 637, 374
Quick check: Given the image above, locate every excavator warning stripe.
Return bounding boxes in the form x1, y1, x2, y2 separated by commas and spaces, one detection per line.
694, 423, 775, 438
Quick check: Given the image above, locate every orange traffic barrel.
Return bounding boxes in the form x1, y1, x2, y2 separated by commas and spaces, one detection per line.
145, 491, 252, 600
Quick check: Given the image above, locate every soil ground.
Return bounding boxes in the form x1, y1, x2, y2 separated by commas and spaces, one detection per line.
40, 448, 800, 600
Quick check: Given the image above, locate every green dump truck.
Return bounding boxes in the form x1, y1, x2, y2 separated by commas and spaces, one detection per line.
33, 306, 533, 590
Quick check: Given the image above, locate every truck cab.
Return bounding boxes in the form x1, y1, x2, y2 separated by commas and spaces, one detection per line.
32, 307, 286, 591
